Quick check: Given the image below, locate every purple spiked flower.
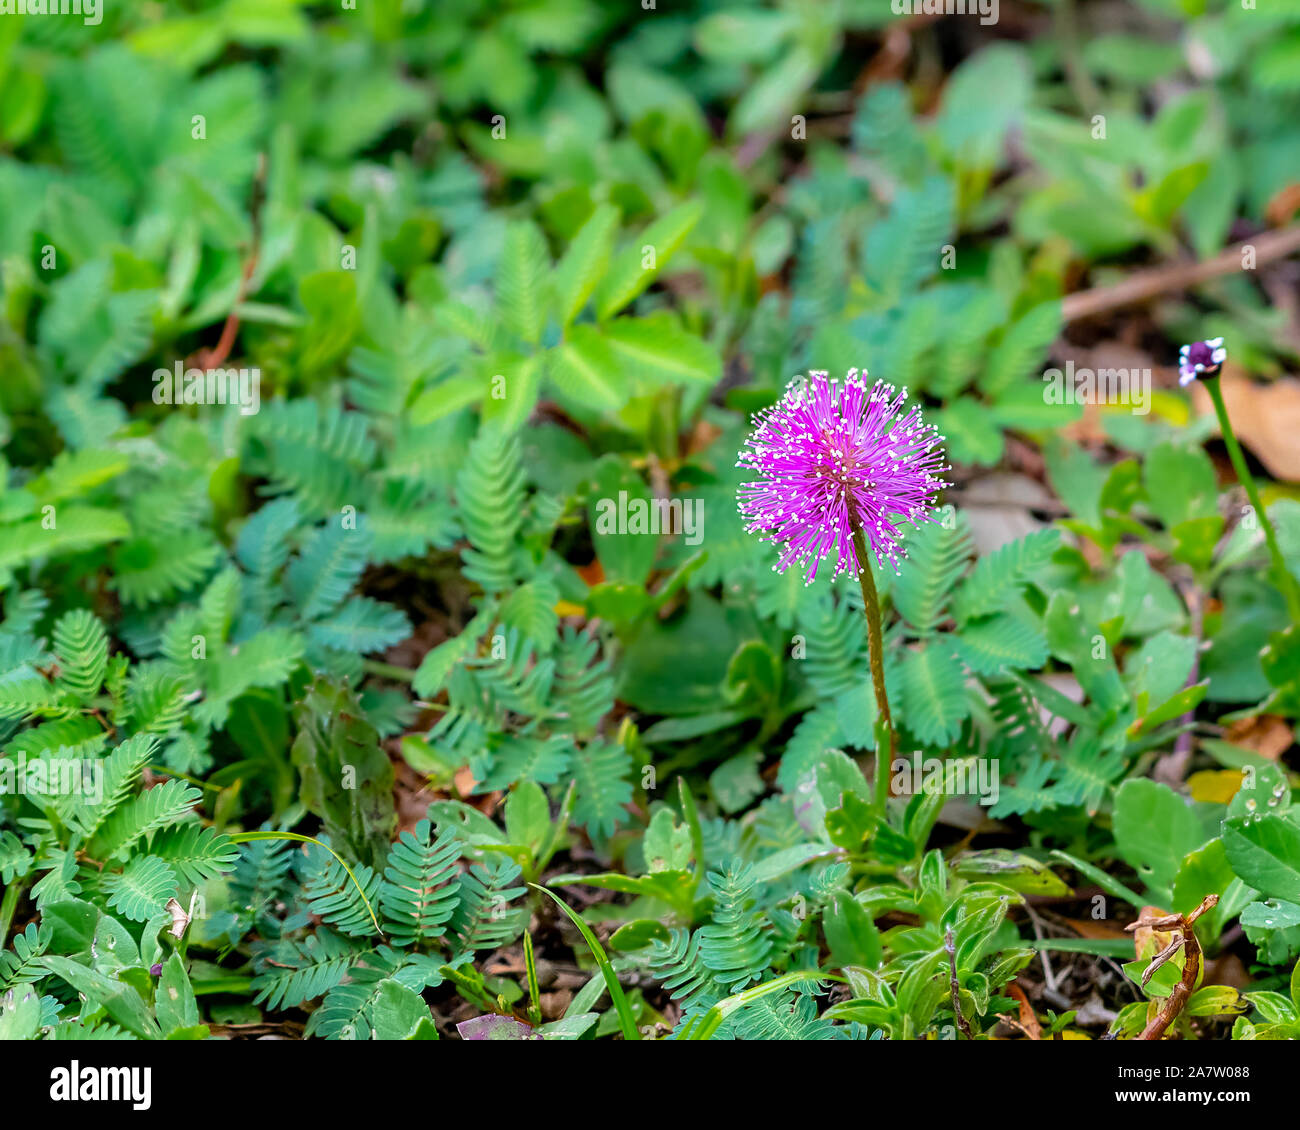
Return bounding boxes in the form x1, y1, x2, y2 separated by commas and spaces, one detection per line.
1179, 337, 1226, 387
737, 370, 947, 584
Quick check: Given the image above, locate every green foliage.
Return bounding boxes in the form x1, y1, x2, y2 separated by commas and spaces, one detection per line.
1, 0, 1297, 1047
290, 678, 396, 869
380, 820, 462, 947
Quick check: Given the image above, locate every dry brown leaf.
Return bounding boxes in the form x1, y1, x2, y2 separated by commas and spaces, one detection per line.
1202, 952, 1252, 992
1005, 981, 1043, 1040
1266, 183, 1300, 226
1062, 399, 1108, 445
1225, 714, 1295, 760
1060, 343, 1162, 445
575, 559, 605, 587
453, 765, 478, 798
956, 472, 1056, 556
1060, 916, 1131, 941
540, 990, 572, 1020
684, 418, 722, 458
1192, 373, 1300, 482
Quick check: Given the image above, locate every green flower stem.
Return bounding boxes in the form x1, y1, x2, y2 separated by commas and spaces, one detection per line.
1204, 377, 1300, 623
852, 525, 896, 813
0, 877, 24, 950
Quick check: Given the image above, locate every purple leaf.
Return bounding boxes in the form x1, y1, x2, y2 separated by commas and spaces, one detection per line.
456, 1014, 541, 1041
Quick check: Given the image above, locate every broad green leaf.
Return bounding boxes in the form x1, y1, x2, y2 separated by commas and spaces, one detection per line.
551, 203, 618, 328
155, 952, 202, 1036
1143, 441, 1219, 529
497, 220, 550, 344
40, 955, 161, 1039
1113, 778, 1209, 895
548, 326, 627, 414
1224, 815, 1300, 904
593, 200, 702, 321
824, 891, 883, 970
602, 315, 721, 388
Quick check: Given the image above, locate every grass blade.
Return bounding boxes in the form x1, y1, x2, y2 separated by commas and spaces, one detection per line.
1049, 849, 1145, 910
680, 971, 843, 1041
531, 883, 639, 1040
229, 831, 383, 938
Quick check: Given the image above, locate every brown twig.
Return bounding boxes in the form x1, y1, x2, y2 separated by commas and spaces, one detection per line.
944, 927, 974, 1040
1024, 903, 1063, 1000
1126, 894, 1219, 1040
1061, 225, 1300, 325
198, 152, 268, 370
208, 1020, 306, 1039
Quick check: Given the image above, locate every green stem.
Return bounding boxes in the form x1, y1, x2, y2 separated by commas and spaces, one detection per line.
192, 976, 255, 996
361, 659, 416, 682
0, 878, 24, 950
1053, 0, 1101, 117
852, 526, 896, 812
1205, 377, 1300, 623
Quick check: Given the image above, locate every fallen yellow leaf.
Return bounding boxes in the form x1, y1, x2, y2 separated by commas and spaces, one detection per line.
1187, 768, 1245, 804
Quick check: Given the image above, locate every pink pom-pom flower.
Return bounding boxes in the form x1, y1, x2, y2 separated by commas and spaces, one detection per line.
737, 370, 947, 585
